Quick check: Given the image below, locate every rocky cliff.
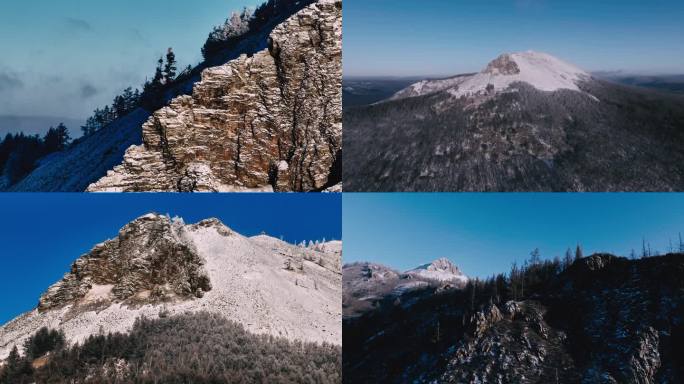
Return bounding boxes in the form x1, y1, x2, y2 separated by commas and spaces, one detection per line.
88, 0, 342, 192
1, 214, 343, 359
38, 214, 211, 311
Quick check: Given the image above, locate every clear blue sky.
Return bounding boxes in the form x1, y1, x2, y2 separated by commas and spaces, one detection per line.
344, 193, 684, 278
0, 0, 261, 120
0, 193, 341, 325
344, 0, 684, 77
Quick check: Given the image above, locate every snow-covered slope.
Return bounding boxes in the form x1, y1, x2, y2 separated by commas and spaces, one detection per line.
405, 257, 469, 284
0, 214, 341, 358
5, 109, 149, 192
392, 51, 593, 101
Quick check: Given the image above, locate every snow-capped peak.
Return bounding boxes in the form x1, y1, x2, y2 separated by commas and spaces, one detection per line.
405, 258, 469, 284
391, 51, 593, 101
449, 51, 591, 97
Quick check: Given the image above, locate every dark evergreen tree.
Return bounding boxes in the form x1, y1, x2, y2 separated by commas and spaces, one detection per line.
575, 244, 583, 261
113, 95, 127, 117
564, 248, 573, 267
164, 47, 177, 82
23, 327, 66, 359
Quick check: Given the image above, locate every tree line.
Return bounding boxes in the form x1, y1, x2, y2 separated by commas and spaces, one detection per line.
0, 124, 71, 185
0, 312, 341, 384
202, 0, 315, 59
0, 48, 183, 187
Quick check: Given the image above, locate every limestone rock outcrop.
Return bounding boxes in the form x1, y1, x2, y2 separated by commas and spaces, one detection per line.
88, 0, 342, 192
38, 214, 211, 311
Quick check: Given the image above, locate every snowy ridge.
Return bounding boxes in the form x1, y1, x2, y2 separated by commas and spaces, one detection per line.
405, 257, 469, 284
0, 216, 341, 358
392, 51, 594, 101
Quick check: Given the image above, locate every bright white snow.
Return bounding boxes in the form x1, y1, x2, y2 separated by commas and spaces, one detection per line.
392, 51, 594, 101
0, 222, 341, 359
405, 257, 469, 284
449, 51, 590, 98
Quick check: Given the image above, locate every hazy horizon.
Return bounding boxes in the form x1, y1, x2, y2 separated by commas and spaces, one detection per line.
345, 0, 684, 77
0, 0, 262, 120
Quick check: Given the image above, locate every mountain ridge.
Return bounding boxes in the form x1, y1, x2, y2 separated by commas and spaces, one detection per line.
343, 253, 684, 383
344, 50, 684, 192
0, 213, 342, 359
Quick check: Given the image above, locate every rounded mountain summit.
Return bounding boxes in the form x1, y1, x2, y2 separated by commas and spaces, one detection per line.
344, 51, 684, 192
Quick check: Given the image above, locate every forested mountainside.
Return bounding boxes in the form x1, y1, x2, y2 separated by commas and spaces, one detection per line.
343, 252, 684, 383
344, 51, 684, 192
0, 312, 341, 384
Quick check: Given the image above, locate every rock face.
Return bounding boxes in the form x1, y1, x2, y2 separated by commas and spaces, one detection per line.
38, 214, 211, 311
441, 301, 578, 383
88, 0, 342, 192
1, 214, 342, 359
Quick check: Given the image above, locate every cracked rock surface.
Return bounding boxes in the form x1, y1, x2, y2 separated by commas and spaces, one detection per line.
38, 214, 211, 311
88, 0, 342, 192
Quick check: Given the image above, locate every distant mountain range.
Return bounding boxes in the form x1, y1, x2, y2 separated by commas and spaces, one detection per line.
344, 51, 684, 192
343, 258, 468, 318
0, 115, 84, 138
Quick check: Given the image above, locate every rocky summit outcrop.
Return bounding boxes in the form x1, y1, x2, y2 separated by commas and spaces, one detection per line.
38, 214, 211, 311
1, 214, 342, 360
88, 0, 342, 192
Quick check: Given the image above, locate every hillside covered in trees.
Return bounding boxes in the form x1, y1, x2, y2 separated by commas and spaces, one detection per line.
344, 245, 684, 383
0, 312, 341, 384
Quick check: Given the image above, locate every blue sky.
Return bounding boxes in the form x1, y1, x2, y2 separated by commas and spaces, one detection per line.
344, 0, 684, 77
0, 193, 340, 324
0, 0, 261, 121
343, 193, 684, 277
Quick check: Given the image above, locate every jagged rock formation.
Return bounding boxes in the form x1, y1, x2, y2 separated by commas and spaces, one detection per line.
440, 301, 579, 383
38, 214, 211, 311
344, 51, 684, 192
89, 0, 342, 192
343, 253, 684, 383
1, 214, 342, 359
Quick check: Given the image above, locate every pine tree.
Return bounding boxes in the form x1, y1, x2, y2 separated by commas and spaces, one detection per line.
113, 95, 126, 117
529, 248, 541, 266
564, 248, 573, 268
155, 56, 164, 84
575, 244, 583, 261
643, 238, 648, 258
164, 47, 177, 82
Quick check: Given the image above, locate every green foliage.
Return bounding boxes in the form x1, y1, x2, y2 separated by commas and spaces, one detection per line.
14, 312, 340, 383
23, 327, 65, 360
